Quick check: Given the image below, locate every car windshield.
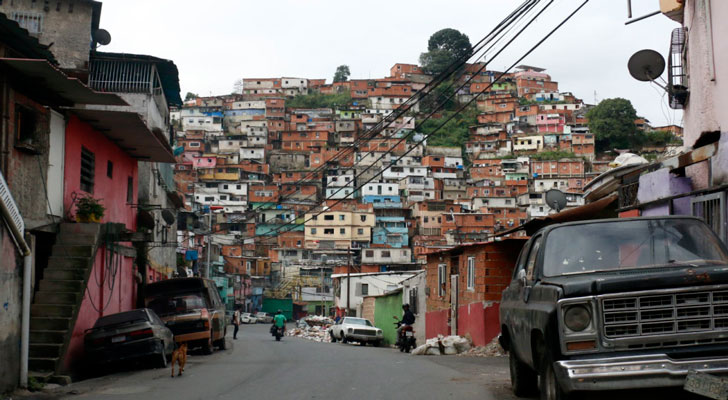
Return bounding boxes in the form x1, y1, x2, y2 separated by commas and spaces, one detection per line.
345, 318, 373, 327
543, 219, 728, 277
146, 294, 205, 317
93, 309, 149, 328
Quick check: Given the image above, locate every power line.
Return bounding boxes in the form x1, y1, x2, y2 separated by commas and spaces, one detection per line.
208, 0, 581, 243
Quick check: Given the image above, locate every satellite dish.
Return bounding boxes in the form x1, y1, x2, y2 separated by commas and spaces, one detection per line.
628, 49, 665, 82
93, 29, 112, 46
545, 189, 567, 213
161, 209, 176, 226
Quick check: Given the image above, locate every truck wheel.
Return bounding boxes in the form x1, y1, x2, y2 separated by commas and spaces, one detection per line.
202, 332, 214, 355
509, 350, 537, 397
539, 350, 572, 400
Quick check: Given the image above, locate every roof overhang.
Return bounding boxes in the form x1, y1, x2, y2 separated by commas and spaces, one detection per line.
0, 58, 127, 106
70, 109, 175, 162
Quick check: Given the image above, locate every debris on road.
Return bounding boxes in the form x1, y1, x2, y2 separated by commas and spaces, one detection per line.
411, 335, 471, 356
287, 316, 333, 343
457, 336, 506, 357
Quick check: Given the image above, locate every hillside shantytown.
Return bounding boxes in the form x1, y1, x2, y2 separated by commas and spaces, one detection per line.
2, 1, 728, 400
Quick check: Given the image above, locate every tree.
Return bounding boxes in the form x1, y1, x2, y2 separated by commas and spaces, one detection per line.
333, 65, 351, 83
586, 98, 640, 152
185, 92, 198, 101
419, 28, 472, 76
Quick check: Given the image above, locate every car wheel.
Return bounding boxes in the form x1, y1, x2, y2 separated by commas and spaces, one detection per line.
341, 334, 348, 344
539, 349, 573, 400
330, 331, 337, 342
359, 341, 366, 346
157, 343, 168, 368
509, 349, 538, 397
202, 332, 214, 355
373, 340, 382, 347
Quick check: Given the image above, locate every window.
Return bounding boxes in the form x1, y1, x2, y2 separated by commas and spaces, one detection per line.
467, 256, 475, 290
126, 177, 134, 203
10, 12, 43, 34
340, 228, 346, 234
365, 250, 374, 258
357, 228, 364, 235
106, 161, 113, 179
324, 229, 334, 235
339, 214, 345, 221
438, 264, 447, 296
381, 251, 390, 258
360, 215, 367, 222
324, 215, 334, 221
311, 228, 317, 235
80, 147, 95, 193
361, 283, 369, 296
525, 236, 543, 281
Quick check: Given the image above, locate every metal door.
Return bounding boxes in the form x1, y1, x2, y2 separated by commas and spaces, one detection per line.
47, 110, 65, 217
450, 274, 459, 335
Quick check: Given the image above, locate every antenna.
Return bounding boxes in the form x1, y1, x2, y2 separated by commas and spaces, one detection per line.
544, 189, 567, 213
628, 49, 666, 84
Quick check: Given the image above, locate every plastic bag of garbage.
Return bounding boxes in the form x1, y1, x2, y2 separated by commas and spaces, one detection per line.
452, 336, 471, 353
411, 344, 428, 355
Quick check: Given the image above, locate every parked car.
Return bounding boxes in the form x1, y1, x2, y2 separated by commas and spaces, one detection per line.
500, 216, 728, 400
329, 317, 383, 346
241, 312, 257, 324
84, 308, 174, 368
255, 312, 273, 323
145, 277, 227, 354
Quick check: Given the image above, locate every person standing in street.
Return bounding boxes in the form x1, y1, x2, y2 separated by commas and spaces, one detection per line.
232, 306, 241, 340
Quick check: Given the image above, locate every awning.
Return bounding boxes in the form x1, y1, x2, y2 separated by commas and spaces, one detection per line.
70, 109, 176, 162
497, 194, 619, 237
0, 58, 127, 106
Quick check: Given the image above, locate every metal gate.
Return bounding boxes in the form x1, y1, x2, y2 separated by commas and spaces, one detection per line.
691, 192, 726, 244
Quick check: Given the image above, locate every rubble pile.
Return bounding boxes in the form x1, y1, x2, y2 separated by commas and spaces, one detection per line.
458, 336, 506, 357
286, 316, 333, 343
411, 335, 471, 356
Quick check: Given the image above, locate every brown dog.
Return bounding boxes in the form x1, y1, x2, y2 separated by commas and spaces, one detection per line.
170, 342, 187, 377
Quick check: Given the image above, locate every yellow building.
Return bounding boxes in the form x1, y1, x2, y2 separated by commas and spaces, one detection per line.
304, 207, 375, 249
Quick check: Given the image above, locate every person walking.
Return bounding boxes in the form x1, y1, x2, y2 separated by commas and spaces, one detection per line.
232, 306, 241, 340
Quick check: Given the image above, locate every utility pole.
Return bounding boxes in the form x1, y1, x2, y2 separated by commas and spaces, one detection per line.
347, 246, 351, 316
205, 208, 212, 278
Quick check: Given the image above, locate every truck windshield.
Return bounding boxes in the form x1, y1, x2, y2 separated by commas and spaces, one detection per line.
543, 219, 728, 277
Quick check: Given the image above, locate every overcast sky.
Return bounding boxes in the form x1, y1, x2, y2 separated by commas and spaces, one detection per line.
98, 0, 682, 127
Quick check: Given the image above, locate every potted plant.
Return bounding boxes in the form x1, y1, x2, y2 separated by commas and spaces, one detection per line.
75, 196, 106, 223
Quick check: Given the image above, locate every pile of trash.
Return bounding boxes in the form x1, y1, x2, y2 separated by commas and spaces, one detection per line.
458, 336, 506, 357
411, 335, 471, 356
286, 315, 333, 343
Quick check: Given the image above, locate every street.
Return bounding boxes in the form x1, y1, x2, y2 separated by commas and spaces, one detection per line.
22, 324, 511, 400
13, 324, 710, 400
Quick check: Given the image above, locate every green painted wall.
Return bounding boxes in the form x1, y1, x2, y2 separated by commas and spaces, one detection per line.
262, 298, 293, 320
374, 291, 403, 345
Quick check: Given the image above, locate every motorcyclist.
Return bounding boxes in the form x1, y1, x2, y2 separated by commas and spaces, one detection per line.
272, 309, 287, 334
395, 304, 416, 334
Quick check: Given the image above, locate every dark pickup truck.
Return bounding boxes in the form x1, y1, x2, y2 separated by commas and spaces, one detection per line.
500, 216, 728, 400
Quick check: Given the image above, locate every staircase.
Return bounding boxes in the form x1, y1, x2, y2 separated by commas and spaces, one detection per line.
28, 223, 102, 382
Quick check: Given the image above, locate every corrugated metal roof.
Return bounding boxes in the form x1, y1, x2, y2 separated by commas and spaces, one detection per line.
0, 12, 57, 63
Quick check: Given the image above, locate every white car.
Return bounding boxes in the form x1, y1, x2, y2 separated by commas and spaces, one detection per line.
329, 317, 383, 346
255, 312, 273, 323
241, 312, 257, 324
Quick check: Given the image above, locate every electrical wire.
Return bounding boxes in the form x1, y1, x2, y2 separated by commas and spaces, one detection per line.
203, 0, 587, 244
196, 0, 546, 238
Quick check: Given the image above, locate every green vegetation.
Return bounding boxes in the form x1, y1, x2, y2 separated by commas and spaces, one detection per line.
333, 65, 350, 83
643, 130, 682, 147
586, 98, 639, 152
185, 92, 198, 101
286, 90, 351, 109
418, 105, 478, 149
529, 150, 579, 161
420, 28, 472, 76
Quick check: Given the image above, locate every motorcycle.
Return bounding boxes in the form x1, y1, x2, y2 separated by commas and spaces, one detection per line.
270, 325, 284, 341
394, 320, 416, 353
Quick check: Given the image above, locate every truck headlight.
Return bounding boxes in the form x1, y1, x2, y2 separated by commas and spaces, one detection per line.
563, 305, 591, 332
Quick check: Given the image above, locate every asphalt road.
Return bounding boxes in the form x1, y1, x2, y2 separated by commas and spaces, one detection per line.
23, 324, 506, 400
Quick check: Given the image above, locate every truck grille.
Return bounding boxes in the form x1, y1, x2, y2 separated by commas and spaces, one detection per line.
353, 329, 376, 336
602, 289, 728, 338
